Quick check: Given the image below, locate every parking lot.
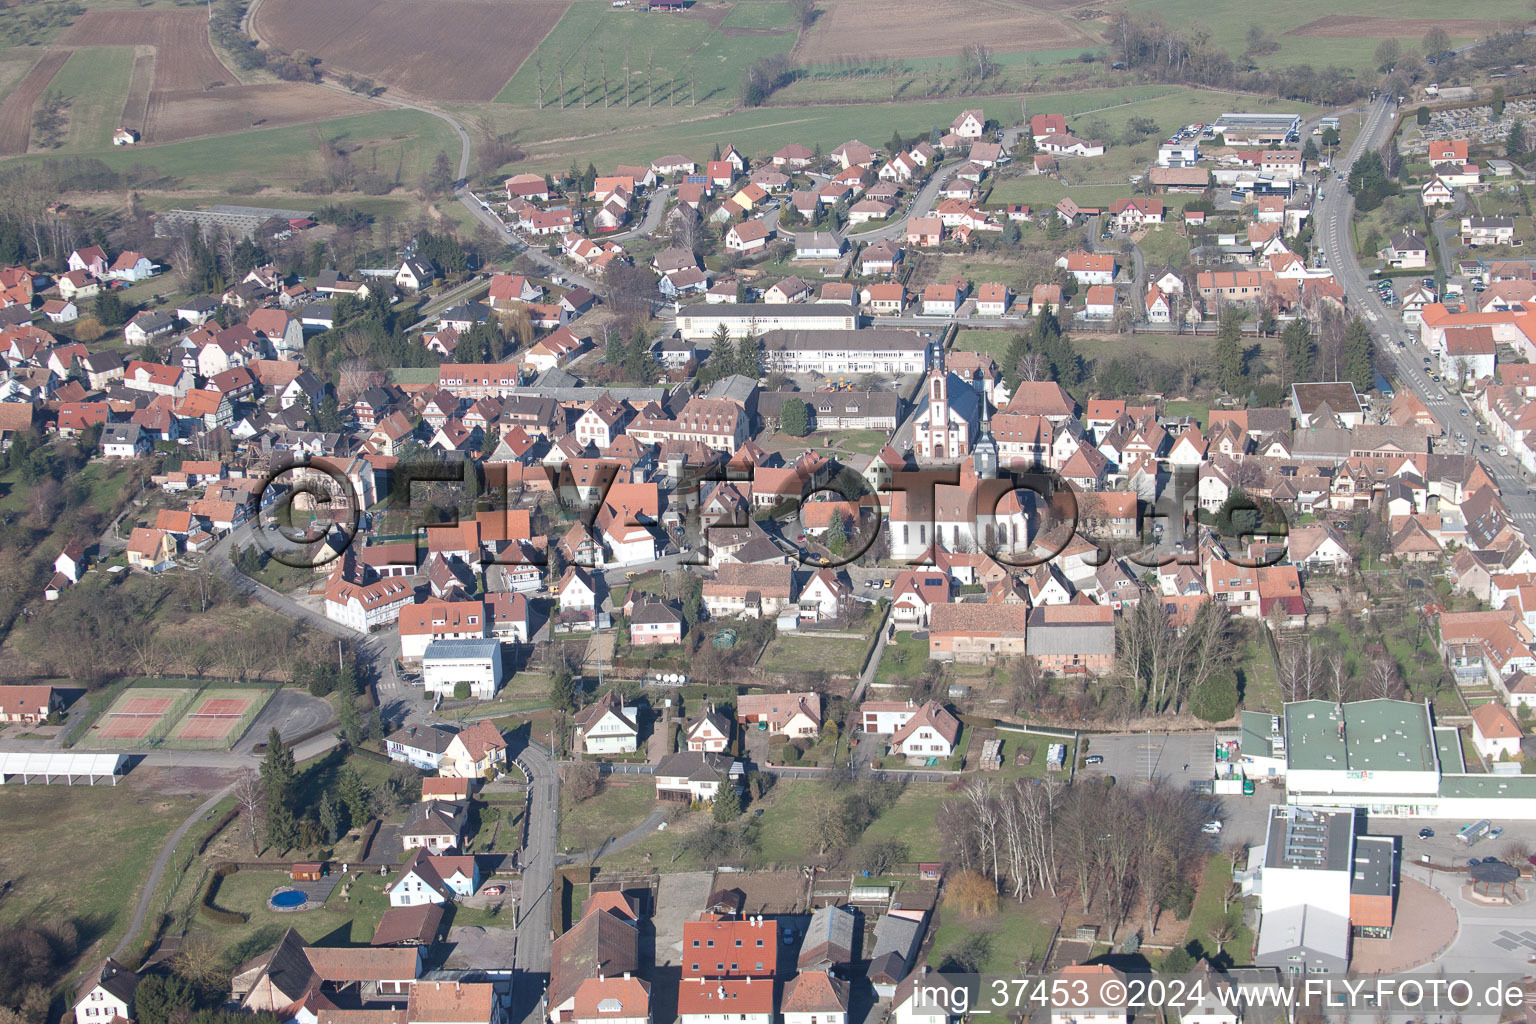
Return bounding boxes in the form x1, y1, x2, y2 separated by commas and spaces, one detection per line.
1078, 732, 1215, 787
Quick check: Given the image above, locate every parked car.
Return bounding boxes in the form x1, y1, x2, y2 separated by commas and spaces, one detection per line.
1499, 445, 1510, 456
1201, 820, 1224, 835
1085, 754, 1104, 765
1418, 827, 1435, 839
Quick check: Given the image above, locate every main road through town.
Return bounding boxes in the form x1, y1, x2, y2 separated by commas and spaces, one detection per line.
1318, 95, 1536, 535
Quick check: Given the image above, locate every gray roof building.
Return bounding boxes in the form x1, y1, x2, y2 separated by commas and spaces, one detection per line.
798, 904, 857, 969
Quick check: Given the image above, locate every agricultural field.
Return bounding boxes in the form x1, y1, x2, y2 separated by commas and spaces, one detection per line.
44, 46, 135, 151
255, 0, 570, 102
0, 49, 68, 155
494, 1, 798, 108
795, 0, 1100, 64
1125, 0, 1529, 69
25, 108, 460, 191
48, 9, 375, 144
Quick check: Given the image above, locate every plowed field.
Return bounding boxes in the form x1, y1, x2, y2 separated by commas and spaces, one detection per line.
254, 0, 570, 102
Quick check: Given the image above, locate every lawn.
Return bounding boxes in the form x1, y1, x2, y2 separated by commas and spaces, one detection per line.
1236, 631, 1282, 712
7, 108, 460, 189
47, 45, 135, 151
191, 865, 389, 956
857, 784, 948, 861
493, 1, 797, 107
759, 634, 868, 676
0, 782, 189, 961
1136, 226, 1191, 270
560, 776, 657, 855
1184, 851, 1254, 964
928, 896, 1054, 973
1162, 399, 1210, 427
996, 730, 1075, 780
872, 631, 931, 690
952, 326, 1018, 362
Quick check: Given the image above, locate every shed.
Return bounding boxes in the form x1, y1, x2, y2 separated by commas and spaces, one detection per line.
290, 861, 326, 881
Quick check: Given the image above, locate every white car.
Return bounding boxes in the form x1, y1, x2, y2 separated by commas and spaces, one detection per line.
1201, 820, 1224, 835
1499, 445, 1510, 457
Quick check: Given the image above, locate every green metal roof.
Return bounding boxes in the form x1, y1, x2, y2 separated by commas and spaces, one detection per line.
1433, 727, 1465, 774
1240, 710, 1280, 759
1438, 774, 1536, 799
1284, 699, 1436, 774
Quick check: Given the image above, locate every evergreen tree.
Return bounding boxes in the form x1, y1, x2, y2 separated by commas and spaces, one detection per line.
550, 664, 578, 712
1493, 86, 1506, 119
1281, 318, 1314, 385
93, 292, 129, 327
712, 784, 743, 821
1189, 670, 1239, 723
1342, 316, 1375, 391
1214, 310, 1245, 393
337, 765, 371, 828
826, 509, 848, 557
260, 728, 296, 801
426, 150, 454, 195
733, 333, 761, 379
780, 397, 811, 436
1416, 106, 1431, 126
318, 792, 341, 843
1509, 122, 1527, 159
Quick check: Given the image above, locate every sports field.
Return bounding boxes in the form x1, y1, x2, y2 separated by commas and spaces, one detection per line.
92, 684, 274, 750
94, 687, 193, 746
168, 690, 266, 747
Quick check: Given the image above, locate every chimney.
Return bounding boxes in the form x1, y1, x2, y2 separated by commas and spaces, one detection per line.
623, 973, 630, 981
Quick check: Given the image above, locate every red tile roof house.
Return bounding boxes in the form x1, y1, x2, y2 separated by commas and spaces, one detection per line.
0, 684, 62, 723
736, 692, 821, 737
890, 570, 950, 628
725, 220, 772, 253
887, 700, 962, 758
928, 603, 1029, 664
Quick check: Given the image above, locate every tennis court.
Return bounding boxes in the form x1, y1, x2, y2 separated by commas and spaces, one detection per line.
95, 689, 186, 744
168, 689, 270, 748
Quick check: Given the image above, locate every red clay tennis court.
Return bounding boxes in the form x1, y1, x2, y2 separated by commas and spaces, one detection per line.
171, 694, 256, 742
97, 695, 176, 740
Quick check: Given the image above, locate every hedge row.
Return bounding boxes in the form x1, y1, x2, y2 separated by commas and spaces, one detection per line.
194, 807, 240, 856
199, 863, 249, 925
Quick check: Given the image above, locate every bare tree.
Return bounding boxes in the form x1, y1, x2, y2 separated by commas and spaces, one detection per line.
1367, 656, 1403, 699
1278, 636, 1321, 701
535, 55, 545, 109
235, 768, 266, 855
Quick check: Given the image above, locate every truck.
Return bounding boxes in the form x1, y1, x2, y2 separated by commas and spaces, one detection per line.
1457, 820, 1492, 845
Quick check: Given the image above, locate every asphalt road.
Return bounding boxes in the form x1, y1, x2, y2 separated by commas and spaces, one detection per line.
511, 742, 558, 1023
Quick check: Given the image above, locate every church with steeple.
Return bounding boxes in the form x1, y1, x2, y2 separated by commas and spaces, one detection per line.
913, 346, 982, 461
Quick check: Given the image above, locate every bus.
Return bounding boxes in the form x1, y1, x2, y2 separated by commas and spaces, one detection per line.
1457, 820, 1492, 845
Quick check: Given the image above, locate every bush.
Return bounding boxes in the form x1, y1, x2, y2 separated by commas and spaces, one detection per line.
779, 743, 801, 765
453, 681, 471, 700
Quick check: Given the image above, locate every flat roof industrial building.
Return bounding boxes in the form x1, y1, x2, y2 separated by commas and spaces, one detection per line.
1236, 698, 1536, 818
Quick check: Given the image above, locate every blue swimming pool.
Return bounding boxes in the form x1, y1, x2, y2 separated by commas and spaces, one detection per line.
270, 889, 308, 909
